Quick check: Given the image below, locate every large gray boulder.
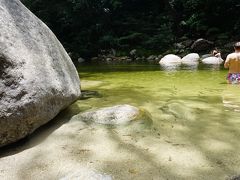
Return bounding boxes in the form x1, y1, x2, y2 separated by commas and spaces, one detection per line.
0, 0, 81, 146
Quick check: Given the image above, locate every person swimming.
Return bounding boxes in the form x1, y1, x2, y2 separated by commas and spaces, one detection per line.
212, 49, 221, 58
224, 42, 240, 84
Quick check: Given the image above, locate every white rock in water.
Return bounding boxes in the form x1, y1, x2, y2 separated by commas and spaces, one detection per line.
72, 105, 140, 125
159, 54, 182, 65
181, 53, 200, 65
201, 57, 224, 64
0, 0, 81, 147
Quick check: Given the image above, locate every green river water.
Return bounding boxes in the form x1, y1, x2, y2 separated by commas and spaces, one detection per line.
2, 64, 240, 180
73, 64, 240, 179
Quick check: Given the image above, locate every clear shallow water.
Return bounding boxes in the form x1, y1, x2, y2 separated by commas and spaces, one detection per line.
2, 64, 240, 180
74, 64, 240, 179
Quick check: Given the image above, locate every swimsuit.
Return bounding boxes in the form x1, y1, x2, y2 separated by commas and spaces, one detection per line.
227, 73, 240, 84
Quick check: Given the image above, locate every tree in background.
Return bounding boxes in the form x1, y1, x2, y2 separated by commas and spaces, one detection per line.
21, 0, 240, 60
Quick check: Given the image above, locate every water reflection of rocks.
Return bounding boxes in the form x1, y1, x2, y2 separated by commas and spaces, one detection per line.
159, 63, 222, 71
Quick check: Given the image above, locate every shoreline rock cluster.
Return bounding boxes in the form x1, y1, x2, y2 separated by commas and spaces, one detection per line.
77, 38, 232, 64
159, 53, 224, 66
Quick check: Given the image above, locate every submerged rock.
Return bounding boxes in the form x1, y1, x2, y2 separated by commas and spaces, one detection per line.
0, 0, 81, 147
74, 105, 139, 125
71, 105, 152, 125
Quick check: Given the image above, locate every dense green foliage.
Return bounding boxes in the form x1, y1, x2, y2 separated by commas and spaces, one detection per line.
21, 0, 240, 59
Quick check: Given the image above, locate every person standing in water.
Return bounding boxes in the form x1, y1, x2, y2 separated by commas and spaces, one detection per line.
224, 42, 240, 84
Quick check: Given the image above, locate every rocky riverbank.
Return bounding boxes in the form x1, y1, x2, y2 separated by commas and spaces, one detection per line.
76, 38, 235, 64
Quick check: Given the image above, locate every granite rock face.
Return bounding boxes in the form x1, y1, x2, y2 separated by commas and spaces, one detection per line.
0, 0, 81, 146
